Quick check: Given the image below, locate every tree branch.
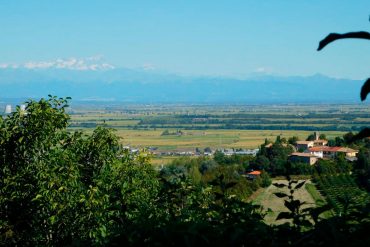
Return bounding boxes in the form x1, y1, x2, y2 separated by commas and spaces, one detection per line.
317, 31, 370, 51
360, 78, 370, 101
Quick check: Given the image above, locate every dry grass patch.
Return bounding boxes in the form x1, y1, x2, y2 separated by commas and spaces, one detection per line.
253, 179, 316, 225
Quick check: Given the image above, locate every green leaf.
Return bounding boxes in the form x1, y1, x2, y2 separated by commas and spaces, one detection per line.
294, 181, 306, 190
32, 194, 43, 201
49, 215, 56, 224
276, 212, 293, 220
300, 219, 313, 227
274, 192, 288, 198
284, 200, 295, 212
284, 199, 302, 212
273, 183, 286, 188
100, 226, 107, 238
308, 204, 332, 223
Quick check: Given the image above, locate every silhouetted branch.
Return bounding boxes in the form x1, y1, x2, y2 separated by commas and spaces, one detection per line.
360, 78, 370, 101
317, 31, 370, 51
351, 128, 370, 142
318, 25, 370, 141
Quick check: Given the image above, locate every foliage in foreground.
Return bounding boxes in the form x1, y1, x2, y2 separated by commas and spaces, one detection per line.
0, 97, 160, 245
1, 96, 370, 246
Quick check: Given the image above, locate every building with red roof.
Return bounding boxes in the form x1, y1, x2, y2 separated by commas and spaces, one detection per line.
246, 170, 262, 180
308, 146, 358, 158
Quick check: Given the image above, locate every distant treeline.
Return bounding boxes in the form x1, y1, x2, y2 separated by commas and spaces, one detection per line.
139, 113, 370, 121
69, 123, 366, 132
137, 113, 369, 124
69, 122, 98, 128
139, 118, 370, 125
141, 124, 365, 132
68, 111, 370, 132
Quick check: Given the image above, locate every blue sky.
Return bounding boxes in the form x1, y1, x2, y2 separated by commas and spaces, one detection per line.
0, 0, 369, 79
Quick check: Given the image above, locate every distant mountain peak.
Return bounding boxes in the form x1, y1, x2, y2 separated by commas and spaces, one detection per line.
0, 56, 115, 71
0, 65, 362, 103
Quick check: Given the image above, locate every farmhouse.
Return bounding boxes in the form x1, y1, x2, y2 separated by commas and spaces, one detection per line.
296, 132, 328, 151
289, 152, 318, 165
308, 146, 358, 159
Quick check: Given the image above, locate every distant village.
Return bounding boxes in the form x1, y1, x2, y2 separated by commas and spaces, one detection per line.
123, 146, 260, 158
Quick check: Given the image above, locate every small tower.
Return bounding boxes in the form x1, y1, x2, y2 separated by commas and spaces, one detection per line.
314, 131, 320, 140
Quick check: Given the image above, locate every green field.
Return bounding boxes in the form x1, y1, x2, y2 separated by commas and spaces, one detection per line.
66, 103, 366, 153
114, 129, 345, 151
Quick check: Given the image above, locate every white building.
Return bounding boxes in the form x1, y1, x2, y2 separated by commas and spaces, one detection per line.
4, 105, 11, 114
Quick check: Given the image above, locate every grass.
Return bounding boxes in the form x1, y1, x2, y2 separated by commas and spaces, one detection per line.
113, 129, 346, 151
252, 179, 316, 225
150, 156, 180, 166
305, 183, 334, 219
305, 183, 325, 207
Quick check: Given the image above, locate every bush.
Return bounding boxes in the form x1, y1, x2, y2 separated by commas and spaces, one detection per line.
259, 172, 272, 188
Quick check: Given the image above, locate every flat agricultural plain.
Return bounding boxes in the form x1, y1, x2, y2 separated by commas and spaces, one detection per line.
67, 103, 368, 152
114, 129, 345, 151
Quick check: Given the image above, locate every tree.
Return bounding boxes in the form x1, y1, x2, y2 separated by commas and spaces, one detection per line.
275, 135, 282, 143
213, 150, 226, 164
0, 96, 160, 245
188, 163, 202, 184
356, 148, 370, 171
319, 133, 327, 140
199, 158, 218, 174
288, 136, 299, 145
254, 155, 270, 170
343, 132, 355, 145
306, 134, 315, 141
334, 136, 344, 146
259, 171, 272, 188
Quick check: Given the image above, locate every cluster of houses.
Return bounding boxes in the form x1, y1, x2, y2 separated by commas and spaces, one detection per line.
122, 145, 260, 158
218, 148, 259, 156
151, 148, 259, 157
289, 132, 358, 165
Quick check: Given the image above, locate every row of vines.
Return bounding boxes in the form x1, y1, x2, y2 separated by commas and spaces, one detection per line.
313, 173, 370, 214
